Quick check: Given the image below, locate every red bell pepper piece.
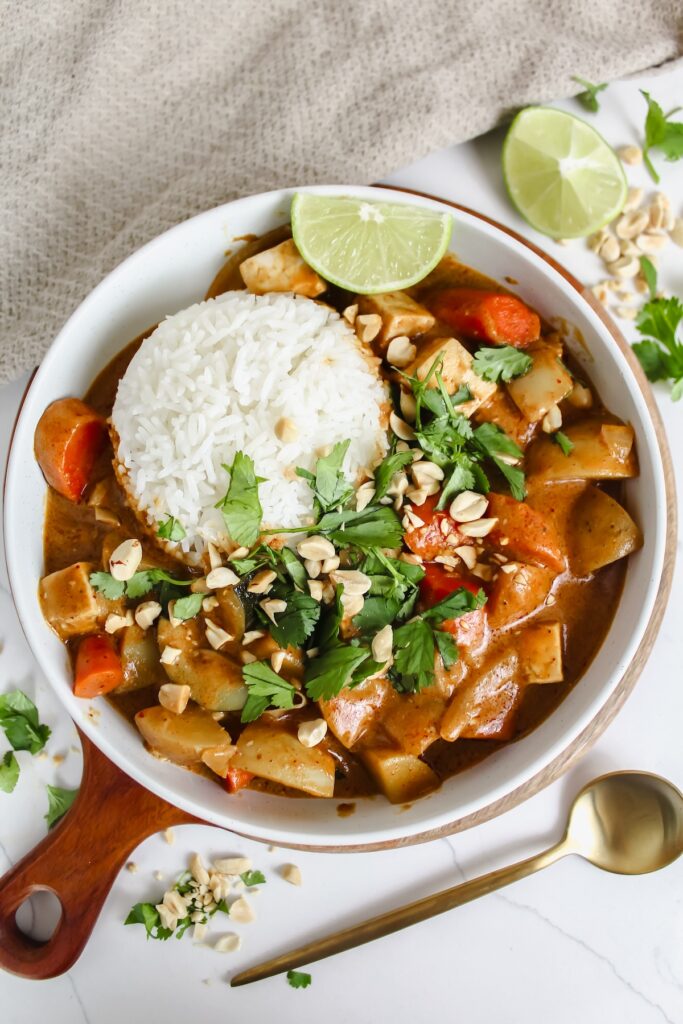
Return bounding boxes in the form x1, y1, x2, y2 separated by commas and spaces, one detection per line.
428, 288, 540, 348
419, 562, 487, 649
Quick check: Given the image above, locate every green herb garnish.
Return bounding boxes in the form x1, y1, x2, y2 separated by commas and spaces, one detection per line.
240, 870, 266, 887
241, 662, 297, 723
45, 785, 78, 828
373, 448, 414, 501
472, 345, 533, 383
632, 289, 683, 401
639, 256, 657, 300
297, 441, 354, 515
171, 592, 205, 620
551, 431, 574, 456
216, 451, 264, 547
0, 690, 51, 755
90, 569, 193, 601
0, 751, 19, 793
263, 591, 321, 649
473, 422, 526, 500
640, 90, 683, 183
157, 516, 186, 542
304, 645, 373, 701
125, 903, 173, 941
287, 970, 312, 989
572, 76, 607, 113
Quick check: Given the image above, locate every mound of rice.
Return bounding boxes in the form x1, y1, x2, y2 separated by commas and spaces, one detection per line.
112, 291, 389, 560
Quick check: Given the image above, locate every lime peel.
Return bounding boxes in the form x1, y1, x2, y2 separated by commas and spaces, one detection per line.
291, 193, 453, 294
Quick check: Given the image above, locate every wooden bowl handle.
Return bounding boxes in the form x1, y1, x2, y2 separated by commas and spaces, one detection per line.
0, 732, 199, 979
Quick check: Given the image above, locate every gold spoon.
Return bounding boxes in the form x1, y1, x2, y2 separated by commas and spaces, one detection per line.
232, 771, 683, 987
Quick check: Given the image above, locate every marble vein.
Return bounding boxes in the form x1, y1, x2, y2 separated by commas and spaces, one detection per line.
499, 893, 677, 1024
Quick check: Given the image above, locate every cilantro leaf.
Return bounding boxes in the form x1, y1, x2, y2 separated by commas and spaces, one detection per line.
473, 422, 526, 500
172, 592, 204, 620
451, 384, 473, 405
278, 547, 307, 591
434, 629, 459, 669
551, 430, 574, 456
297, 441, 354, 514
216, 451, 264, 547
373, 449, 414, 501
125, 902, 173, 941
633, 295, 683, 399
573, 76, 607, 113
423, 587, 487, 624
472, 346, 533, 383
639, 256, 657, 300
287, 970, 312, 989
265, 591, 321, 648
304, 645, 371, 701
314, 586, 344, 650
45, 785, 78, 828
0, 690, 51, 754
157, 516, 186, 542
241, 662, 297, 723
88, 571, 125, 600
390, 619, 436, 693
240, 870, 266, 887
641, 90, 683, 183
437, 456, 477, 510
317, 505, 404, 550
0, 751, 19, 793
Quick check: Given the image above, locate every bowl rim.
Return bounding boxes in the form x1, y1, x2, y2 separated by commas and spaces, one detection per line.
3, 184, 677, 852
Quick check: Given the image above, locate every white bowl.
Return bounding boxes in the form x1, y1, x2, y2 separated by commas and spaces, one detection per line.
4, 185, 671, 849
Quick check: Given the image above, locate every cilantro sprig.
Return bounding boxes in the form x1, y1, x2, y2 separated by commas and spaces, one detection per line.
572, 76, 607, 114
296, 441, 354, 515
157, 516, 186, 542
241, 661, 298, 723
472, 345, 533, 383
640, 90, 683, 183
0, 751, 19, 793
90, 568, 193, 601
0, 690, 51, 755
551, 431, 574, 456
45, 785, 78, 828
287, 970, 312, 989
216, 451, 264, 547
631, 260, 683, 401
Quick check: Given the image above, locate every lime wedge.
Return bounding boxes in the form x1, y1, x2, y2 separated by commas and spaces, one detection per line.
291, 193, 452, 294
502, 107, 627, 238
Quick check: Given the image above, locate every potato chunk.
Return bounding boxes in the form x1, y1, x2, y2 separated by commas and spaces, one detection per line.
39, 561, 106, 640
526, 420, 637, 482
239, 239, 326, 297
517, 622, 563, 683
115, 624, 164, 693
357, 291, 435, 348
405, 336, 496, 415
231, 723, 335, 797
382, 689, 447, 756
361, 748, 440, 804
320, 675, 393, 749
161, 649, 247, 712
569, 486, 643, 575
506, 343, 573, 422
135, 704, 233, 765
487, 564, 556, 629
440, 651, 520, 741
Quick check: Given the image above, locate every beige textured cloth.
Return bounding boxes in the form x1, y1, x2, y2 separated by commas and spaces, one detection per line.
1, 1, 681, 384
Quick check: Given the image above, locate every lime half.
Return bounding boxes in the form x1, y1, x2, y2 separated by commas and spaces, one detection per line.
291, 193, 452, 294
502, 107, 627, 238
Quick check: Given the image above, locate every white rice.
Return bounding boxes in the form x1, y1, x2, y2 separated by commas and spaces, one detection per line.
112, 291, 389, 559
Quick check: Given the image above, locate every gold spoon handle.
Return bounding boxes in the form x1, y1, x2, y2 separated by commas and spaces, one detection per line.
231, 839, 569, 987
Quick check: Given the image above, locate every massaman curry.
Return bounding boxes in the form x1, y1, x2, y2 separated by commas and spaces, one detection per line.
35, 223, 642, 805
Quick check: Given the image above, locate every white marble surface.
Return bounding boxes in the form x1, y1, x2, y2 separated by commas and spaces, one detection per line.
1, 67, 682, 1024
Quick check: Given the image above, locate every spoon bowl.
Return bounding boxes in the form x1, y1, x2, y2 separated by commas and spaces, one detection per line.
565, 771, 683, 875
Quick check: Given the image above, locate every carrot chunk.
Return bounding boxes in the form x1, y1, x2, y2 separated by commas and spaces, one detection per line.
428, 288, 540, 348
34, 398, 105, 502
74, 634, 124, 698
404, 494, 466, 560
